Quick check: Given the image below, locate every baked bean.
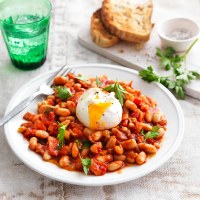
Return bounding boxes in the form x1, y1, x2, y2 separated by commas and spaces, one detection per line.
141, 123, 152, 131
152, 111, 163, 123
59, 116, 75, 122
83, 127, 93, 137
35, 143, 45, 155
122, 139, 136, 150
54, 76, 68, 85
136, 151, 146, 165
96, 154, 113, 163
64, 130, 70, 140
59, 156, 70, 168
154, 142, 160, 149
157, 127, 165, 139
140, 104, 149, 112
61, 120, 70, 126
38, 104, 48, 114
124, 93, 134, 101
90, 142, 102, 154
102, 130, 111, 139
60, 102, 68, 108
74, 83, 83, 91
66, 101, 76, 113
18, 126, 27, 133
106, 136, 116, 149
145, 110, 153, 123
81, 148, 89, 158
29, 137, 38, 151
138, 143, 157, 154
125, 100, 137, 112
120, 126, 131, 134
114, 154, 126, 161
91, 131, 103, 141
111, 128, 128, 140
126, 151, 138, 163
43, 150, 52, 161
72, 143, 79, 158
123, 85, 135, 94
107, 161, 124, 172
114, 144, 124, 155
140, 95, 150, 106
55, 108, 70, 117
35, 130, 49, 139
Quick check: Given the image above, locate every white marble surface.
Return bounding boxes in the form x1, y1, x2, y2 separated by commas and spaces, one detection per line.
0, 0, 200, 199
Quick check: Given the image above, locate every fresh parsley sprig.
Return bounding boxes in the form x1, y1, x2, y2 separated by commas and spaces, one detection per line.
57, 123, 68, 149
79, 154, 91, 175
139, 39, 200, 99
141, 126, 159, 140
103, 82, 128, 106
54, 86, 72, 101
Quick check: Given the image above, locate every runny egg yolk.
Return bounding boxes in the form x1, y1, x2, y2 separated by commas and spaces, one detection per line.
88, 101, 112, 130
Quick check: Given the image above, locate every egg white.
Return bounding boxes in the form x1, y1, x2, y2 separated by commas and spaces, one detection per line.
76, 88, 122, 130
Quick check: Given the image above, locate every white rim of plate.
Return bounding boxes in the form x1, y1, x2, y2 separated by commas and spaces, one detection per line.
4, 63, 184, 186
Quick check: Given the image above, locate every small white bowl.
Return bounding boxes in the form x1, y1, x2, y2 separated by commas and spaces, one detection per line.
157, 18, 200, 52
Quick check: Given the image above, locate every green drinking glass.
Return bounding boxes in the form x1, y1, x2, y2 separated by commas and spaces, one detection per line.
0, 0, 52, 70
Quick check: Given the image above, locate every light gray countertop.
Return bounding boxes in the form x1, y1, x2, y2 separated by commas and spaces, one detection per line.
0, 0, 200, 199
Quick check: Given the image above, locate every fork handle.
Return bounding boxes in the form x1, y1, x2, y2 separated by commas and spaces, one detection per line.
0, 91, 40, 127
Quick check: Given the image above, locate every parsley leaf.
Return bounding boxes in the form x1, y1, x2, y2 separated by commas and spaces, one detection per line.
96, 76, 101, 87
142, 126, 159, 140
103, 82, 128, 106
82, 140, 92, 149
54, 86, 72, 101
79, 155, 91, 175
57, 123, 68, 149
139, 66, 160, 82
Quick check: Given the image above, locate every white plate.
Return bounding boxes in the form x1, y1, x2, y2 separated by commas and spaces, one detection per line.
4, 64, 184, 186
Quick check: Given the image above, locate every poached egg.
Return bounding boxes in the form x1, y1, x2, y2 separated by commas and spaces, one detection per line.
76, 88, 122, 130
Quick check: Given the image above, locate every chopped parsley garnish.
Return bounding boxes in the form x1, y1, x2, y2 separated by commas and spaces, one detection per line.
103, 82, 128, 106
57, 123, 68, 149
96, 76, 101, 87
79, 154, 91, 175
142, 126, 159, 140
54, 86, 72, 101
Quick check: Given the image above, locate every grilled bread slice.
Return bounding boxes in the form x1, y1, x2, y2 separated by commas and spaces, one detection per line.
91, 8, 120, 48
101, 0, 153, 43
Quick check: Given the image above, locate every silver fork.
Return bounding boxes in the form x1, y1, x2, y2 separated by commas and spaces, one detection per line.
0, 65, 72, 127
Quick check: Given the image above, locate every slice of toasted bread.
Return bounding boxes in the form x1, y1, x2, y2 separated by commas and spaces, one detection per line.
101, 0, 153, 43
91, 8, 120, 48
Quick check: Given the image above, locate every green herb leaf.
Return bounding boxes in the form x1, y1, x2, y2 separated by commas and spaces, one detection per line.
57, 123, 68, 149
79, 155, 91, 175
96, 76, 101, 87
143, 126, 159, 140
54, 86, 72, 101
82, 140, 92, 149
103, 82, 128, 106
139, 39, 200, 99
139, 66, 160, 82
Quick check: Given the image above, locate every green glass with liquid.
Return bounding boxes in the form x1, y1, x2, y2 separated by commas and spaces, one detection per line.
0, 0, 52, 70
